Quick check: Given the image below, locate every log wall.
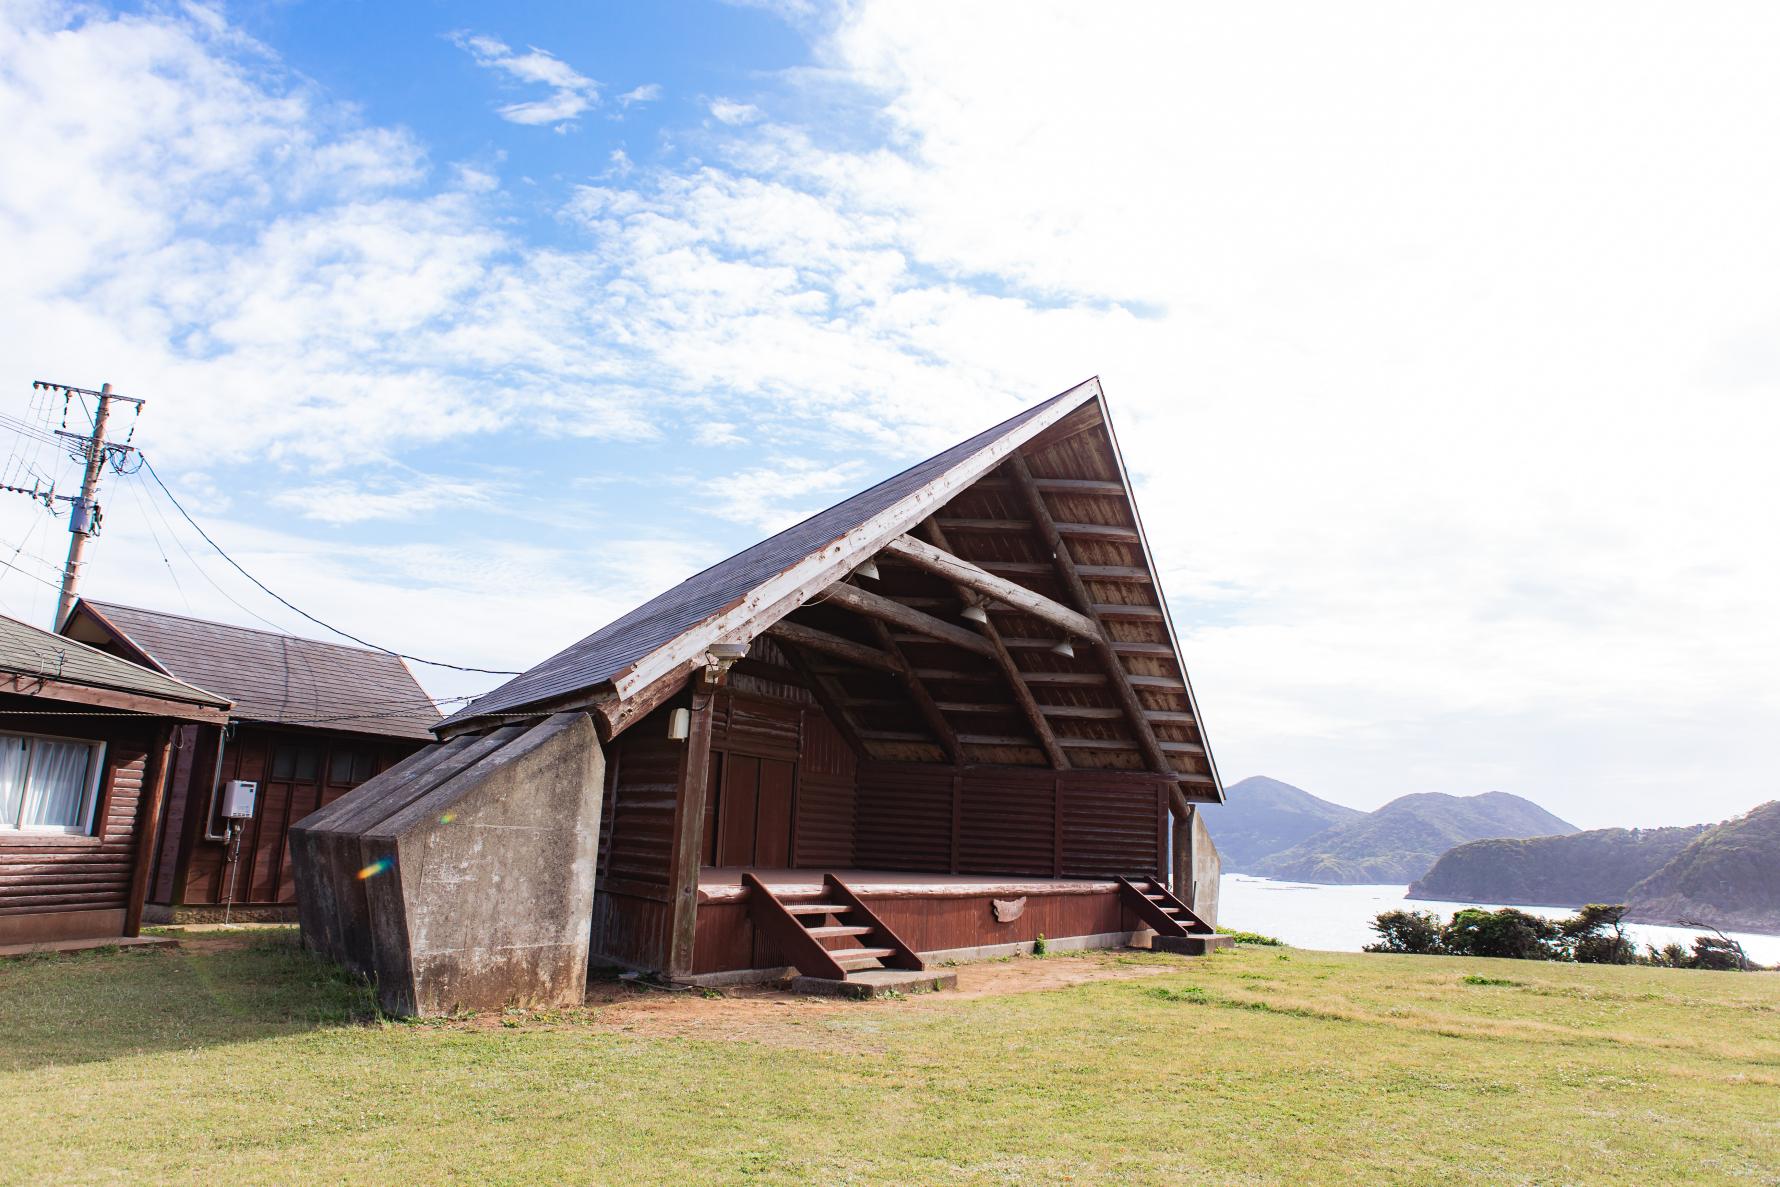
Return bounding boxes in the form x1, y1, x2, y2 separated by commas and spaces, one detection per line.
0, 700, 159, 945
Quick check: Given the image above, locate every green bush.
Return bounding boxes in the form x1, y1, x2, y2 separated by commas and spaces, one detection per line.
1365, 909, 1446, 954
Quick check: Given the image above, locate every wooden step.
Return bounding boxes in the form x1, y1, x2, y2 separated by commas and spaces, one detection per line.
834, 947, 897, 965
806, 925, 873, 939
785, 902, 851, 915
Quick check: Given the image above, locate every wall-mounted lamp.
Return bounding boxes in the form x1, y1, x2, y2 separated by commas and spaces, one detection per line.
667, 707, 691, 740
1049, 638, 1076, 659
854, 559, 881, 581
961, 604, 989, 625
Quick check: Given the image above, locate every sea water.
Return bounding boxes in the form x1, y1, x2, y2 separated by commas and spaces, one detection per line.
1219, 873, 1780, 966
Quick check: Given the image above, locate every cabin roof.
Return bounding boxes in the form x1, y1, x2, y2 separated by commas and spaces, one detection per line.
0, 610, 231, 713
65, 600, 439, 740
444, 378, 1222, 803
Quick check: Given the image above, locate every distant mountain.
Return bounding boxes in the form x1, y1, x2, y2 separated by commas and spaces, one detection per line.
1251, 791, 1579, 885
1409, 825, 1709, 907
1627, 801, 1780, 934
1201, 776, 1365, 872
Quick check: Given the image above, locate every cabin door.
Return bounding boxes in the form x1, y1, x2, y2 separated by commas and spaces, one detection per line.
712, 753, 794, 867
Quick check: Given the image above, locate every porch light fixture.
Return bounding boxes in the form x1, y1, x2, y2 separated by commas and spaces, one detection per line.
1049, 638, 1076, 659
854, 559, 881, 581
667, 708, 691, 740
960, 604, 989, 625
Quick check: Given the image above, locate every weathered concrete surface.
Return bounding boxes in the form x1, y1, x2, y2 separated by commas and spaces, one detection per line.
1174, 805, 1222, 928
790, 968, 958, 999
289, 713, 604, 1017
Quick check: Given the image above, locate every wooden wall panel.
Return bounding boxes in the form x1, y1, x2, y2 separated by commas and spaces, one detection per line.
601, 707, 681, 891
1062, 777, 1164, 877
958, 769, 1056, 877
0, 704, 156, 943
854, 763, 954, 871
173, 727, 421, 908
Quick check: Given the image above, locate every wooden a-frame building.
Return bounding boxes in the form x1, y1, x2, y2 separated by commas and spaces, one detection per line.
293, 379, 1227, 1013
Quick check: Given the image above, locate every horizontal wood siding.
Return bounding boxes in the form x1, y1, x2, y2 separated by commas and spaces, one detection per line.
958, 769, 1056, 877
793, 705, 855, 867
601, 706, 681, 892
854, 764, 954, 871
854, 761, 1166, 879
0, 703, 157, 943
1062, 777, 1164, 877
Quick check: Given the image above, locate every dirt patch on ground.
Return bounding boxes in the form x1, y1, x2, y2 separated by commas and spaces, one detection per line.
534, 951, 1191, 1049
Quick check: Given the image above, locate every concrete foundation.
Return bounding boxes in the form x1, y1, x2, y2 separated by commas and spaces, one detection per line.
1175, 805, 1222, 928
289, 712, 604, 1017
791, 968, 958, 999
1152, 933, 1235, 956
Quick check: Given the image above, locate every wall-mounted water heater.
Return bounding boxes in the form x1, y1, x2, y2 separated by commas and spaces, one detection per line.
221, 780, 259, 820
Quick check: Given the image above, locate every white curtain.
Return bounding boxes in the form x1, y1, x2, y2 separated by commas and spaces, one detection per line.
0, 735, 27, 828
20, 738, 95, 830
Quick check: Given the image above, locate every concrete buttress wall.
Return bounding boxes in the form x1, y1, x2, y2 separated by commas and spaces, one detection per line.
290, 712, 604, 1017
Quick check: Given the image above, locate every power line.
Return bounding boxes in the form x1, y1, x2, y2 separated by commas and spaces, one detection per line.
138, 455, 521, 677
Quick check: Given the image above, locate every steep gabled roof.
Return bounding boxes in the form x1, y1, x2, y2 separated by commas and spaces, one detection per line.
441, 378, 1220, 802
0, 610, 230, 717
445, 380, 1103, 729
65, 600, 439, 740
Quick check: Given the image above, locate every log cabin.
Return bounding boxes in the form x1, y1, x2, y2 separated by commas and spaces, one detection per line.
0, 611, 229, 949
293, 378, 1228, 1013
60, 601, 437, 921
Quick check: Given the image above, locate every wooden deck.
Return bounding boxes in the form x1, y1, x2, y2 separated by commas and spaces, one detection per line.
688, 866, 1143, 982
698, 867, 1120, 902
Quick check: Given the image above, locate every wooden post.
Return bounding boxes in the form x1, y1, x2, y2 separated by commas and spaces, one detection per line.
664, 685, 716, 979
124, 722, 176, 937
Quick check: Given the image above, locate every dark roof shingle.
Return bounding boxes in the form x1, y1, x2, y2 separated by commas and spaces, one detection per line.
445, 383, 1097, 727
77, 601, 439, 740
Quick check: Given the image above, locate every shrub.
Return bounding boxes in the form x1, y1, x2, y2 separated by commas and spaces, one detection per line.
1217, 928, 1283, 946
1442, 908, 1562, 960
1365, 909, 1446, 954
1563, 904, 1637, 965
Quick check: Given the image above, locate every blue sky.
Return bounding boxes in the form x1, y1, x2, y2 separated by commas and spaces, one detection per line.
2, 1, 1777, 828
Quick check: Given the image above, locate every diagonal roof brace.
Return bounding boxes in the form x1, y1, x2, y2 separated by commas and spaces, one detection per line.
877, 535, 1098, 640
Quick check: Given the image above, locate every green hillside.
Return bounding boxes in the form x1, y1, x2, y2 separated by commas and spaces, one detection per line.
1628, 800, 1780, 933
1409, 825, 1708, 906
1200, 775, 1364, 871
1252, 791, 1577, 885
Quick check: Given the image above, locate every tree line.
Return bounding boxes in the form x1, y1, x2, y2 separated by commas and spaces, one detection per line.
1366, 904, 1763, 970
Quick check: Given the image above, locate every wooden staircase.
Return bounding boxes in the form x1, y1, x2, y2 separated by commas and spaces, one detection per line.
1117, 874, 1232, 955
743, 872, 928, 982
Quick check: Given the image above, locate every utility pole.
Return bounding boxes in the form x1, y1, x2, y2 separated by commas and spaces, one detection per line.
6, 381, 145, 629
55, 382, 119, 630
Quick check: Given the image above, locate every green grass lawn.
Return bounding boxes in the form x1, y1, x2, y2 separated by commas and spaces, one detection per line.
2, 931, 1776, 1186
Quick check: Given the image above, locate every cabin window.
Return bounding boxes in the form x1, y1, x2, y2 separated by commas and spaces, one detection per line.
0, 732, 106, 835
270, 744, 320, 783
328, 749, 376, 786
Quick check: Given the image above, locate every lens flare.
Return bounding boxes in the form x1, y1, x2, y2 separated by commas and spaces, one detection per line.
356, 857, 393, 880
438, 811, 457, 824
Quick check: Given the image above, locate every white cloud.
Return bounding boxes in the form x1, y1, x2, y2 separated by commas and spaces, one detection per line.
709, 98, 762, 124
704, 457, 868, 533
272, 472, 499, 525
450, 32, 599, 125
618, 83, 662, 107
3, 1, 1777, 831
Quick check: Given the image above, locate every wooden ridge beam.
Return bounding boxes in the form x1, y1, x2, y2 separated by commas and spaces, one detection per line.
879, 534, 1099, 639
765, 620, 901, 673
1008, 453, 1182, 793
919, 520, 1069, 770
820, 582, 996, 657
